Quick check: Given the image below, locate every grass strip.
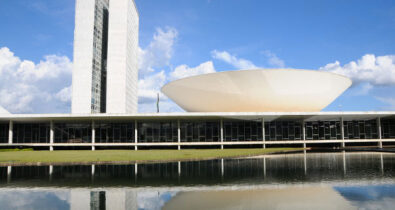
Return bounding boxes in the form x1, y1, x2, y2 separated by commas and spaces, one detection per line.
0, 148, 303, 165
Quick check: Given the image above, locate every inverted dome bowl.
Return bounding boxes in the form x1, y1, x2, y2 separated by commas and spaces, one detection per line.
161, 69, 352, 112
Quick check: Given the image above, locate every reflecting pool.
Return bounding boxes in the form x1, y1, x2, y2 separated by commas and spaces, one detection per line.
1, 152, 395, 209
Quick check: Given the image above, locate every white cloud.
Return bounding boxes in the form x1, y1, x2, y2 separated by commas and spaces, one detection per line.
170, 61, 216, 80
262, 50, 285, 68
320, 54, 395, 86
138, 70, 167, 105
376, 97, 395, 110
211, 50, 258, 69
139, 27, 178, 75
0, 47, 72, 113
55, 86, 72, 102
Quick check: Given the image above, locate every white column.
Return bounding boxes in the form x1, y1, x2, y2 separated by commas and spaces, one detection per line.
262, 118, 266, 149
49, 165, 53, 181
341, 117, 345, 148
380, 153, 384, 175
220, 119, 224, 150
50, 121, 54, 151
7, 166, 11, 183
303, 150, 307, 175
302, 120, 306, 149
8, 121, 13, 144
378, 117, 382, 148
178, 161, 181, 176
263, 157, 266, 178
342, 151, 346, 175
91, 121, 95, 151
134, 120, 138, 151
221, 159, 224, 177
177, 120, 181, 150
134, 163, 138, 176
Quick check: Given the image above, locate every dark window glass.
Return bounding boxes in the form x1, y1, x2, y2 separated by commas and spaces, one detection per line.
13, 123, 50, 143
0, 123, 9, 143
54, 122, 92, 143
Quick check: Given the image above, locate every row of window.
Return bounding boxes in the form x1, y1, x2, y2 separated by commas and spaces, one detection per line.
0, 119, 394, 143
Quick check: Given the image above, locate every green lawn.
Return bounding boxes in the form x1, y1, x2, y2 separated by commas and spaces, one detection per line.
0, 148, 302, 165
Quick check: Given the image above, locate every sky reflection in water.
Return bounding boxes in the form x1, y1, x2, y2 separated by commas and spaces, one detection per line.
0, 152, 395, 210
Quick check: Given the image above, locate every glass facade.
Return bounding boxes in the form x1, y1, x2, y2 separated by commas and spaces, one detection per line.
181, 121, 220, 142
305, 121, 342, 140
223, 120, 263, 141
344, 120, 378, 139
265, 121, 303, 141
138, 121, 178, 143
91, 0, 109, 113
0, 123, 8, 143
95, 122, 135, 143
54, 122, 92, 143
0, 117, 393, 145
382, 119, 395, 139
13, 123, 50, 143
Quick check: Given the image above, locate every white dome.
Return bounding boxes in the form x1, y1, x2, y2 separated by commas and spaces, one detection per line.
0, 106, 10, 114
161, 69, 352, 112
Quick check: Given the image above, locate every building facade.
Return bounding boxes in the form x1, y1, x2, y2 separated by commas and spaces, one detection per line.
0, 112, 394, 150
72, 0, 139, 114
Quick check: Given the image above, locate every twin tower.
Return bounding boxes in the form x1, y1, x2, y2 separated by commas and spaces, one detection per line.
71, 0, 139, 114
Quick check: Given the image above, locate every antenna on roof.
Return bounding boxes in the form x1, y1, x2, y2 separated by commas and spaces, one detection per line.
156, 93, 160, 113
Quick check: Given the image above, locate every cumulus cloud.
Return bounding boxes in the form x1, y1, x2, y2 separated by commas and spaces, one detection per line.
170, 61, 216, 80
211, 50, 258, 69
320, 54, 395, 86
262, 50, 285, 68
55, 86, 72, 103
0, 47, 72, 113
376, 97, 395, 110
139, 27, 178, 75
138, 71, 167, 104
137, 27, 180, 112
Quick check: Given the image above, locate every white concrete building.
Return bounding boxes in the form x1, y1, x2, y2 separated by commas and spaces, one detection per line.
162, 69, 352, 112
72, 0, 139, 114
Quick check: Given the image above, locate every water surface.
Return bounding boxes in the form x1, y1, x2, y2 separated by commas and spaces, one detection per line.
1, 152, 395, 209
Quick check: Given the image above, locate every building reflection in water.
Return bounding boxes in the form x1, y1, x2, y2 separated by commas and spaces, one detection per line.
0, 152, 395, 209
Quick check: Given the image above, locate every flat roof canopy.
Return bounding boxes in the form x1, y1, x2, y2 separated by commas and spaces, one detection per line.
0, 111, 394, 123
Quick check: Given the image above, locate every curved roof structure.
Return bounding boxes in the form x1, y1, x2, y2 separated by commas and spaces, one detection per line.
161, 69, 352, 112
0, 106, 10, 114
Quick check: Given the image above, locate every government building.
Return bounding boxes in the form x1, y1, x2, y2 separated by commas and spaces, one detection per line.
0, 0, 394, 150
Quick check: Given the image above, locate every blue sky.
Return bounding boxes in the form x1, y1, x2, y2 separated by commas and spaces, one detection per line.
0, 0, 394, 113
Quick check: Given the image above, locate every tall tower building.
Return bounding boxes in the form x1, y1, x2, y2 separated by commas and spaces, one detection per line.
72, 0, 139, 114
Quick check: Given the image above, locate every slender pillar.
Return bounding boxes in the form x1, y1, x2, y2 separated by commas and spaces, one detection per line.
7, 166, 11, 183
341, 117, 345, 148
380, 153, 384, 175
220, 119, 224, 150
177, 120, 181, 150
91, 121, 95, 151
91, 164, 95, 176
342, 151, 346, 175
49, 165, 53, 181
302, 120, 306, 149
263, 157, 266, 178
303, 150, 307, 175
262, 118, 266, 149
178, 161, 181, 176
134, 120, 138, 151
8, 121, 13, 144
221, 159, 224, 180
50, 121, 54, 151
134, 163, 138, 183
378, 117, 382, 149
